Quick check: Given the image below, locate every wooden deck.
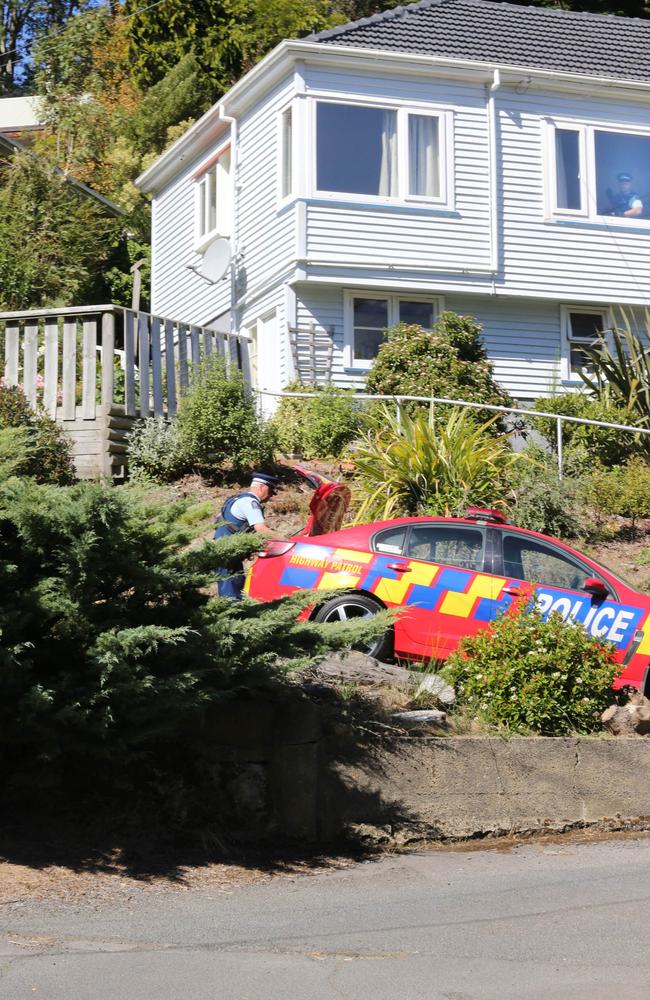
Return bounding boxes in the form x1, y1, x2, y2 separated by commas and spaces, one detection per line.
0, 305, 250, 480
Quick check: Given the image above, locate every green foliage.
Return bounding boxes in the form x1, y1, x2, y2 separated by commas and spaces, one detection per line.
580, 458, 650, 534
365, 313, 512, 430
580, 321, 650, 430
0, 427, 31, 478
0, 479, 382, 788
532, 391, 644, 467
443, 601, 620, 736
177, 358, 272, 471
271, 382, 360, 458
352, 405, 520, 522
0, 150, 124, 309
509, 446, 587, 539
0, 384, 75, 484
127, 417, 188, 483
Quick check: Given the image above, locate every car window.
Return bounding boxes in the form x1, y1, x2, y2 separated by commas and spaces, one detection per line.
503, 533, 587, 591
405, 525, 484, 571
373, 526, 407, 555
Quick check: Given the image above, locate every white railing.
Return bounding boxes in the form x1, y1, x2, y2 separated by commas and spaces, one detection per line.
257, 389, 650, 480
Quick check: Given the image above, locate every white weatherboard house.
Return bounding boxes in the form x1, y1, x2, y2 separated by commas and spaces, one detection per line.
137, 0, 650, 407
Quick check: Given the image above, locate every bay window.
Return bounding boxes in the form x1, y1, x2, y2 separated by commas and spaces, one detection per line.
344, 291, 440, 369
315, 100, 451, 206
549, 122, 650, 223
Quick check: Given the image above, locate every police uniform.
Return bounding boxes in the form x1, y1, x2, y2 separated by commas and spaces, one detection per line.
609, 173, 644, 217
214, 473, 279, 599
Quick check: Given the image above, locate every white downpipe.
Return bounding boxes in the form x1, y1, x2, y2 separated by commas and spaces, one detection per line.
218, 106, 238, 342
487, 68, 501, 281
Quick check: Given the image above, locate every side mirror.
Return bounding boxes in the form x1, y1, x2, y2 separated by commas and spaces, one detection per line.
582, 577, 609, 598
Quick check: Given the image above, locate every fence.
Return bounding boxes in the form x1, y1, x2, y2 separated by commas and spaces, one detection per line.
0, 304, 249, 478
257, 389, 650, 480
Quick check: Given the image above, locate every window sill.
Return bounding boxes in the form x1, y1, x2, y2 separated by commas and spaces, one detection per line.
344, 366, 371, 375
545, 216, 650, 233
307, 196, 459, 217
560, 379, 586, 387
194, 231, 230, 256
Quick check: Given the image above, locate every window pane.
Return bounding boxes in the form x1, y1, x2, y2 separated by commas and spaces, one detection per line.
400, 300, 434, 329
503, 535, 585, 590
354, 328, 385, 361
317, 103, 397, 196
374, 526, 407, 554
354, 298, 388, 329
408, 114, 440, 197
595, 130, 650, 218
569, 312, 604, 341
406, 526, 484, 571
555, 129, 581, 210
199, 179, 207, 237
208, 167, 217, 233
216, 149, 231, 235
282, 108, 292, 198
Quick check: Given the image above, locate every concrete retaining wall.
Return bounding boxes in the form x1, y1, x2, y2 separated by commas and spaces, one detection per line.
326, 737, 650, 841
200, 700, 650, 843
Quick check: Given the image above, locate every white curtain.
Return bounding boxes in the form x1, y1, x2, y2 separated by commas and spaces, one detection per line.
378, 111, 397, 197
409, 115, 439, 198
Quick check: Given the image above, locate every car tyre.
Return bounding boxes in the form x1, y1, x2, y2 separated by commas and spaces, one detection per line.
312, 593, 393, 662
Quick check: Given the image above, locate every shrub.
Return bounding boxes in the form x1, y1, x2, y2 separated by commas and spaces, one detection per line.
128, 416, 187, 482
509, 446, 587, 539
352, 405, 520, 522
365, 312, 512, 430
443, 601, 620, 735
177, 358, 272, 471
579, 458, 650, 535
0, 480, 385, 801
0, 384, 75, 484
532, 392, 643, 467
271, 382, 360, 458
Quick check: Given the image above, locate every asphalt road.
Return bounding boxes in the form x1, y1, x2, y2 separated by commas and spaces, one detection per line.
2, 837, 650, 999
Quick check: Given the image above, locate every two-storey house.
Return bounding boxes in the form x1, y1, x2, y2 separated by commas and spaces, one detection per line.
136, 0, 650, 407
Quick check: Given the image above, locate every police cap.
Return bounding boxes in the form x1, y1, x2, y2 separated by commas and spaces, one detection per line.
617, 172, 633, 182
251, 472, 280, 494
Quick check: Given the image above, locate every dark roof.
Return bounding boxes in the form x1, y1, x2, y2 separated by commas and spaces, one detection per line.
310, 0, 650, 83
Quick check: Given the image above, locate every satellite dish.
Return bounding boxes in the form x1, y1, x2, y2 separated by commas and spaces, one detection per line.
202, 238, 232, 283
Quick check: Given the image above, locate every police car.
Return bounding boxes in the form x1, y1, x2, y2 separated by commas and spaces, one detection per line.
245, 469, 650, 694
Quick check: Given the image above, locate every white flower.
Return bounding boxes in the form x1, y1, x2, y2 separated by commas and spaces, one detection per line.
552, 671, 560, 678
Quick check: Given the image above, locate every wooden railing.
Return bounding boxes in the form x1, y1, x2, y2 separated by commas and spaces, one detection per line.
0, 304, 249, 478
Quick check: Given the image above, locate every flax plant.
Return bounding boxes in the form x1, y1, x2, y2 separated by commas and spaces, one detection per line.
352, 405, 521, 523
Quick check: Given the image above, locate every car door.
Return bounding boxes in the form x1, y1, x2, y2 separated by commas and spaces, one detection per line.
497, 530, 645, 659
379, 522, 502, 659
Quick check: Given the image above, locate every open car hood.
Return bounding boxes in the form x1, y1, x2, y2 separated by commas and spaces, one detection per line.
292, 465, 351, 536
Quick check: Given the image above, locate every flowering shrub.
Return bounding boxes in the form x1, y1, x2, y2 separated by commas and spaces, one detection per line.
443, 600, 620, 735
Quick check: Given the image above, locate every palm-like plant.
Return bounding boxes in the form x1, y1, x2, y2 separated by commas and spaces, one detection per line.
351, 405, 520, 523
581, 315, 650, 426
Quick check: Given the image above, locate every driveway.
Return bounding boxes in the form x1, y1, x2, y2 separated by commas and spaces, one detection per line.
2, 836, 650, 999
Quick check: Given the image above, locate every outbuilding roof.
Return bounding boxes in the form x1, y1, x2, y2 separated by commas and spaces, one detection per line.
310, 0, 650, 83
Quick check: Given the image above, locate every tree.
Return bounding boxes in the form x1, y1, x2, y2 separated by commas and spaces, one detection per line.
0, 0, 90, 94
0, 147, 124, 308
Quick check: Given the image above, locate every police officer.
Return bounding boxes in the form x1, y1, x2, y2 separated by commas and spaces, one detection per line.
608, 172, 643, 217
214, 472, 280, 599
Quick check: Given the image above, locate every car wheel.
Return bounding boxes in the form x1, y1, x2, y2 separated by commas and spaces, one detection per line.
312, 593, 393, 662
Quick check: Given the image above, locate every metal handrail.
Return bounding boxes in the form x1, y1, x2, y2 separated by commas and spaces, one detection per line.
256, 388, 650, 480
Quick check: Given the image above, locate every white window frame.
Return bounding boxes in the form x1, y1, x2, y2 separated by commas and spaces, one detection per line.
560, 304, 612, 383
343, 290, 443, 370
194, 140, 232, 252
277, 101, 294, 206
310, 96, 454, 210
547, 119, 650, 227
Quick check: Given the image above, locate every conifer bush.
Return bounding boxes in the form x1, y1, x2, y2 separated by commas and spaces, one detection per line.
0, 480, 383, 798
0, 384, 75, 484
443, 601, 620, 735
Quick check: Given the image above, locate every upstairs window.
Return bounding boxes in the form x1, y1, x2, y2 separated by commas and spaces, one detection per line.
344, 291, 440, 369
549, 122, 650, 223
315, 101, 451, 206
195, 145, 231, 247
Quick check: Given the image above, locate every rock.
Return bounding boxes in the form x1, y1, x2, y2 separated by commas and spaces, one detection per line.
310, 651, 456, 705
602, 690, 650, 736
391, 709, 448, 733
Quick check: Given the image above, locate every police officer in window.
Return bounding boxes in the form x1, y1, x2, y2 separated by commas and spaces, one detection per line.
214, 472, 280, 599
607, 172, 644, 217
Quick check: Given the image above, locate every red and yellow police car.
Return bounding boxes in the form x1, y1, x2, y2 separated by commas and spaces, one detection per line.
245, 469, 650, 694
